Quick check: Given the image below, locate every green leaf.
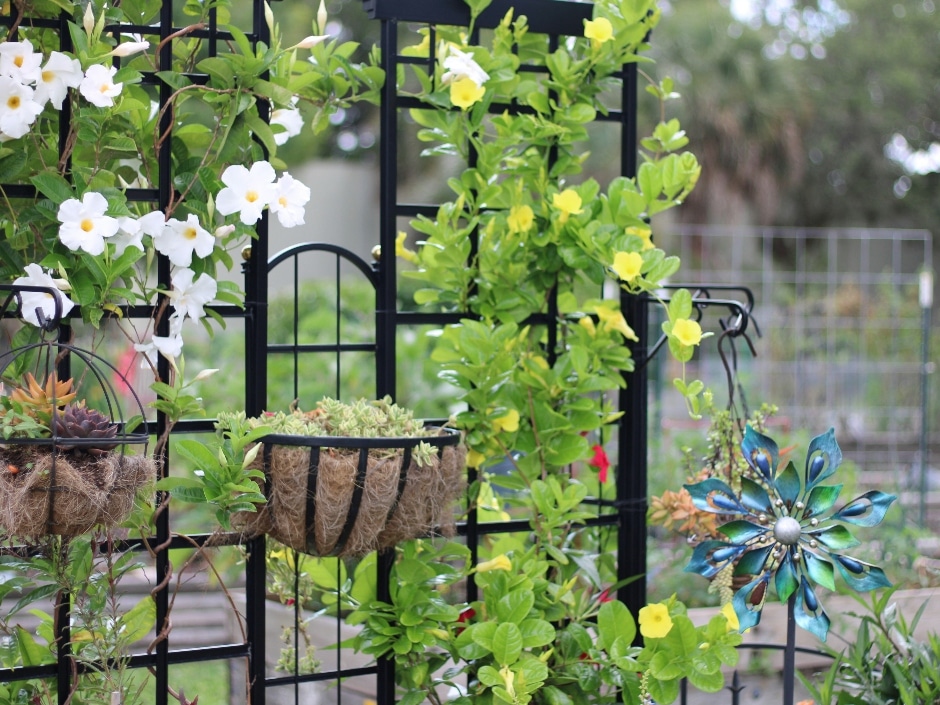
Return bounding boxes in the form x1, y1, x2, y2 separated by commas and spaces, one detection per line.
518, 619, 554, 648
496, 590, 534, 625
31, 172, 74, 205
491, 622, 523, 666
15, 626, 49, 667
597, 600, 636, 651
120, 596, 156, 643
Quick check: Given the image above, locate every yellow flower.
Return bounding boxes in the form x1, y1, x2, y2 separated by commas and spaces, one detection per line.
450, 76, 485, 110
672, 318, 703, 347
584, 17, 613, 45
493, 408, 520, 433
638, 603, 673, 639
552, 189, 583, 223
395, 231, 418, 264
466, 448, 486, 468
578, 316, 596, 336
507, 204, 534, 234
721, 602, 740, 632
626, 225, 654, 251
593, 303, 638, 341
477, 554, 512, 572
612, 251, 643, 282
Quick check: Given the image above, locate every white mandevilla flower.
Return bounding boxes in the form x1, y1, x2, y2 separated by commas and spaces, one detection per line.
293, 35, 329, 50
0, 76, 43, 139
441, 47, 489, 87
137, 209, 166, 238
154, 213, 214, 267
79, 64, 122, 107
13, 263, 76, 327
269, 172, 311, 228
215, 161, 276, 225
33, 51, 83, 109
167, 268, 217, 321
270, 102, 303, 145
57, 191, 120, 255
135, 333, 184, 365
111, 216, 145, 256
0, 39, 43, 86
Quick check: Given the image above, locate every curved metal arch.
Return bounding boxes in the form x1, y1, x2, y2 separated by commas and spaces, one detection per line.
267, 242, 379, 289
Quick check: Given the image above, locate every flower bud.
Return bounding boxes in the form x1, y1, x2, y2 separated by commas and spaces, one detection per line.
317, 0, 328, 34
264, 2, 275, 36
83, 3, 95, 35
214, 224, 236, 239
111, 41, 150, 58
294, 35, 329, 50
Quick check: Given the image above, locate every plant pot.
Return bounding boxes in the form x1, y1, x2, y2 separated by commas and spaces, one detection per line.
235, 428, 465, 557
0, 444, 156, 538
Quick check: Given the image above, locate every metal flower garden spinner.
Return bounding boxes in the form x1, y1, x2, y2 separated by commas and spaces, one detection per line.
684, 425, 896, 633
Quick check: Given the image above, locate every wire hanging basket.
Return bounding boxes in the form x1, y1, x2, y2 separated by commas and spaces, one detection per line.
236, 429, 464, 557
0, 284, 157, 539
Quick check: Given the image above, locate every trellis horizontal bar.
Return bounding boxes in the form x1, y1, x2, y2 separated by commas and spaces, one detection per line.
457, 513, 619, 536
267, 343, 377, 354
363, 0, 592, 35
265, 665, 379, 687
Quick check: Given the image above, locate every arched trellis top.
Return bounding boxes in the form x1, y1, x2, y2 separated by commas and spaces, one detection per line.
362, 0, 592, 33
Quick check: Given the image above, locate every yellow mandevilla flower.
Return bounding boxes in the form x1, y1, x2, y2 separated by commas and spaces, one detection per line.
584, 17, 613, 45
626, 225, 655, 251
477, 554, 512, 572
672, 318, 703, 347
493, 408, 520, 433
450, 76, 485, 110
721, 602, 740, 632
507, 204, 534, 234
612, 251, 643, 282
638, 602, 673, 639
466, 448, 486, 468
552, 189, 583, 223
593, 303, 638, 341
395, 231, 418, 264
578, 315, 596, 336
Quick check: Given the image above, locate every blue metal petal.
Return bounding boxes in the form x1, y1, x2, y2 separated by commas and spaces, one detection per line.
794, 577, 830, 641
802, 484, 843, 520
684, 478, 747, 515
802, 549, 836, 591
774, 460, 802, 509
685, 540, 741, 579
804, 428, 842, 492
742, 425, 779, 481
731, 572, 771, 632
739, 477, 774, 516
832, 553, 893, 592
719, 520, 769, 544
775, 550, 799, 602
831, 490, 897, 527
807, 524, 860, 550
734, 544, 773, 577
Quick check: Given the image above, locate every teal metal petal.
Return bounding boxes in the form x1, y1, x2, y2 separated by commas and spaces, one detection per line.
734, 544, 773, 577
802, 484, 843, 520
794, 577, 830, 641
719, 520, 769, 544
685, 540, 743, 578
774, 460, 802, 509
775, 550, 799, 602
807, 524, 860, 550
684, 478, 747, 515
742, 425, 779, 481
832, 553, 893, 592
731, 572, 771, 632
832, 490, 897, 527
740, 477, 774, 516
804, 427, 841, 492
802, 549, 836, 591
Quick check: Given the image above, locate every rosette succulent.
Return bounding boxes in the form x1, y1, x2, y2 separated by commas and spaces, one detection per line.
684, 425, 896, 640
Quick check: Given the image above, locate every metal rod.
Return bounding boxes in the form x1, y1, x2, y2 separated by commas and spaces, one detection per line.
783, 595, 796, 705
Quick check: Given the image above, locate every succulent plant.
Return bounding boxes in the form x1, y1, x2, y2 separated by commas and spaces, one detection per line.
52, 403, 119, 455
8, 372, 77, 426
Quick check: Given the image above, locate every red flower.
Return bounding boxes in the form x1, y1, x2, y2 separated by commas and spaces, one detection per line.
456, 606, 475, 635
597, 587, 613, 603
588, 444, 610, 483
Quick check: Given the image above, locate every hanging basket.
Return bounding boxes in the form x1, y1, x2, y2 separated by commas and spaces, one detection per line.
0, 285, 156, 539
235, 429, 464, 557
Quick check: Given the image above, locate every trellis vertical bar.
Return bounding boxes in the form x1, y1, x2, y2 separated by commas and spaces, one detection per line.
618, 56, 648, 627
